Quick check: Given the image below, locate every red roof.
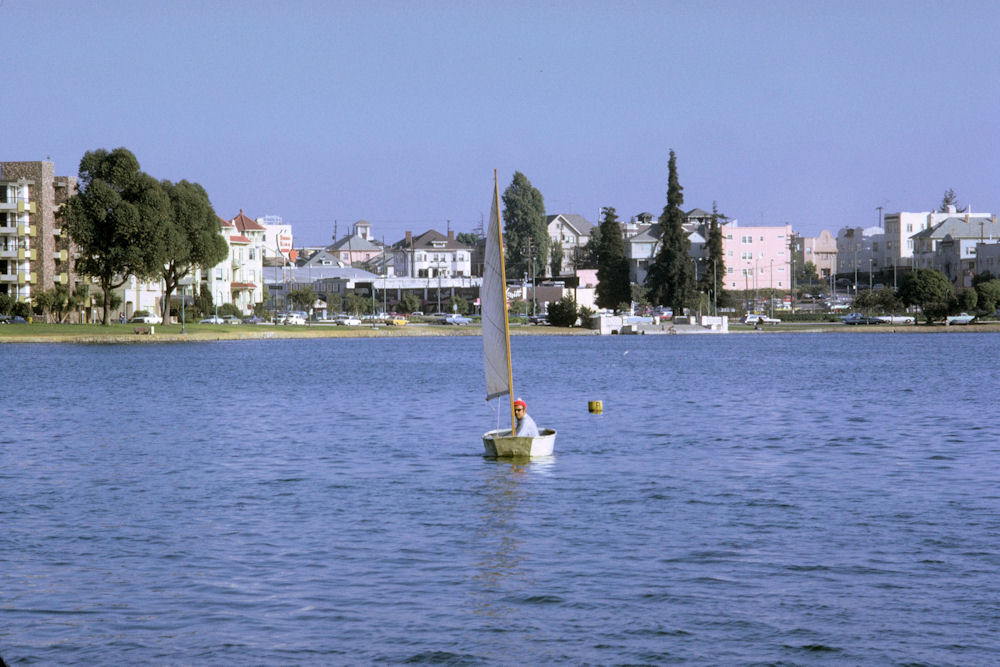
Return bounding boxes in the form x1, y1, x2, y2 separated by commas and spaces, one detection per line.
229, 234, 251, 244
231, 282, 257, 290
231, 209, 265, 232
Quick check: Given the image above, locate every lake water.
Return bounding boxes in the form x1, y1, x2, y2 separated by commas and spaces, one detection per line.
3, 333, 999, 664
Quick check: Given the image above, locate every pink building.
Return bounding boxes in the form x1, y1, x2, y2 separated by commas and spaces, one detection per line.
721, 222, 793, 291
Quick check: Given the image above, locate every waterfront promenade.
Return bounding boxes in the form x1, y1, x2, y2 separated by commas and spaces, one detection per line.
1, 320, 998, 344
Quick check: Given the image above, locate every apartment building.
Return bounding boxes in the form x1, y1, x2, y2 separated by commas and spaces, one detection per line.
0, 161, 76, 305
721, 221, 793, 291
881, 207, 996, 270
389, 230, 472, 279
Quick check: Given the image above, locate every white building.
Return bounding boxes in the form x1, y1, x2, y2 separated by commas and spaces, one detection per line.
546, 213, 594, 276
881, 207, 995, 270
389, 229, 472, 279
836, 226, 883, 284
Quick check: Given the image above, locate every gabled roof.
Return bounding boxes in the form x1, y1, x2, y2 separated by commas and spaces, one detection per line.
328, 234, 380, 252
392, 229, 470, 250
546, 213, 595, 235
629, 224, 662, 243
911, 216, 999, 241
301, 250, 349, 268
231, 209, 266, 232
229, 234, 251, 245
686, 208, 711, 219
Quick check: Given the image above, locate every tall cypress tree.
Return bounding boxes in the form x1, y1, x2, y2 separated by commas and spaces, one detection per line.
595, 206, 631, 312
501, 171, 548, 279
644, 150, 693, 314
698, 201, 727, 309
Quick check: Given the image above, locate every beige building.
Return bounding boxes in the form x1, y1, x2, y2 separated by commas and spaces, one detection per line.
794, 229, 837, 280
0, 161, 77, 308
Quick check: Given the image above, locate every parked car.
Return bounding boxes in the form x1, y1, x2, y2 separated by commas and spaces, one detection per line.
876, 315, 915, 325
335, 316, 362, 326
841, 313, 881, 325
0, 315, 27, 324
242, 316, 265, 324
386, 316, 408, 326
221, 315, 242, 325
528, 314, 548, 325
283, 313, 306, 325
946, 312, 975, 325
743, 313, 781, 325
199, 316, 225, 324
129, 313, 162, 325
440, 314, 471, 325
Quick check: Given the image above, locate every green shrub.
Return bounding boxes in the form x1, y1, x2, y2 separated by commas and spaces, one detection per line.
547, 296, 579, 327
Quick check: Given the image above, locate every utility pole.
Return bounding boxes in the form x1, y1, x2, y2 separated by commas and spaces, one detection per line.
523, 239, 535, 316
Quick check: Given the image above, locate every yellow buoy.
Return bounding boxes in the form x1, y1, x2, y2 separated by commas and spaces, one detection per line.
588, 400, 603, 414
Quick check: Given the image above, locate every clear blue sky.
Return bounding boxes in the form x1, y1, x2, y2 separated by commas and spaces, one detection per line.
4, 0, 998, 245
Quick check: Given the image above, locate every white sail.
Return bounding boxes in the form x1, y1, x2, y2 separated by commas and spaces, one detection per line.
482, 175, 512, 403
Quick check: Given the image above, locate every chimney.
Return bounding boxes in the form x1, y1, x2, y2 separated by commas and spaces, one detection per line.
448, 230, 454, 241
405, 231, 412, 244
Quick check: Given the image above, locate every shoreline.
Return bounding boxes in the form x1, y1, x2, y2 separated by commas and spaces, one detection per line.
1, 320, 998, 343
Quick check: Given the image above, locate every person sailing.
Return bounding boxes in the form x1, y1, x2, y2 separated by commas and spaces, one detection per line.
513, 398, 539, 437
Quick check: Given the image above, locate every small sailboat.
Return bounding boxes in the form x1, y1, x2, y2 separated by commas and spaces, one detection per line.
481, 171, 557, 458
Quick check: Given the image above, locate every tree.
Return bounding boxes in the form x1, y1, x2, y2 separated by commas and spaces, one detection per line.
157, 180, 229, 324
343, 291, 368, 315
31, 289, 54, 322
60, 148, 171, 325
853, 287, 903, 313
698, 201, 727, 310
288, 287, 316, 314
546, 295, 579, 327
0, 293, 11, 316
899, 268, 954, 323
956, 288, 977, 313
549, 242, 564, 277
578, 225, 602, 269
194, 283, 214, 319
501, 171, 547, 279
456, 231, 480, 246
939, 188, 961, 212
974, 278, 1000, 314
446, 295, 470, 314
796, 261, 820, 286
398, 293, 421, 313
645, 150, 693, 314
595, 206, 631, 312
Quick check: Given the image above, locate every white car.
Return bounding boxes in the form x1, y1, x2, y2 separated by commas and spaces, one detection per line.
199, 316, 225, 324
283, 314, 306, 325
221, 315, 242, 325
946, 313, 975, 325
742, 313, 780, 325
335, 317, 362, 326
128, 313, 162, 325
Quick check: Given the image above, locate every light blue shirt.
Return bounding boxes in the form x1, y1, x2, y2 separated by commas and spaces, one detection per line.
515, 412, 540, 437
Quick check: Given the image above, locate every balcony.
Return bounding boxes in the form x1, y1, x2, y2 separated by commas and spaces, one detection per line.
57, 249, 68, 262
0, 247, 15, 259
0, 272, 15, 283
16, 271, 36, 285
55, 272, 69, 284
17, 224, 32, 236
18, 248, 36, 261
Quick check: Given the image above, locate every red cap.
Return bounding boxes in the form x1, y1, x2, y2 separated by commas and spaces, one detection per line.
513, 398, 526, 409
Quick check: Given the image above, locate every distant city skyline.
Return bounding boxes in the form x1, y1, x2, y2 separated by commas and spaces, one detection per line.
4, 0, 998, 246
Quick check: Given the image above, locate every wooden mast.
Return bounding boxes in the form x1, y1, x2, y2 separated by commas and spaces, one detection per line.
493, 170, 517, 436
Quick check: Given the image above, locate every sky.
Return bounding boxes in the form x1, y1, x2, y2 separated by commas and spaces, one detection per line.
3, 0, 999, 245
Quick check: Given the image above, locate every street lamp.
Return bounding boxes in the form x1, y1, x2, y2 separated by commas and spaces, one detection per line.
180, 283, 186, 334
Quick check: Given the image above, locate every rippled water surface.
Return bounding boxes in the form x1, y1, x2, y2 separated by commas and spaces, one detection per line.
3, 333, 1000, 664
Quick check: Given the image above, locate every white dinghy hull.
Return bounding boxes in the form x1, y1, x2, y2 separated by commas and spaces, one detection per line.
482, 429, 557, 458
